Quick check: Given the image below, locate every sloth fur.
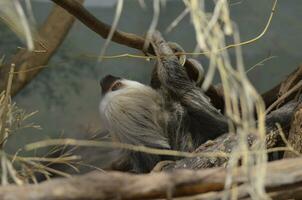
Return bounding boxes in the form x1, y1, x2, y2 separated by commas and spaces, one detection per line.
99, 36, 228, 172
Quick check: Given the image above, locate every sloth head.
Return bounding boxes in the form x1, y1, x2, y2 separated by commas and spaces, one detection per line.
99, 75, 170, 149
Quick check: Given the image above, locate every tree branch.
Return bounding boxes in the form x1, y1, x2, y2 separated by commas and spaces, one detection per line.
51, 0, 149, 52
0, 2, 83, 96
283, 98, 302, 158
262, 65, 302, 108
214, 65, 302, 112
1, 157, 302, 200
161, 99, 300, 170
50, 0, 225, 110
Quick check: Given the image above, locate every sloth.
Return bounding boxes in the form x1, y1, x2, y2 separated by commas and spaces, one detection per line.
99, 37, 228, 173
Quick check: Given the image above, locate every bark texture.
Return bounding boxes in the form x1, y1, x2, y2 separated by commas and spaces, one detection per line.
161, 99, 300, 171
1, 158, 302, 200
0, 2, 83, 96
284, 101, 302, 158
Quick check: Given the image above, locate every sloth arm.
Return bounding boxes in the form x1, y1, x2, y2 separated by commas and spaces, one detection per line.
151, 32, 228, 147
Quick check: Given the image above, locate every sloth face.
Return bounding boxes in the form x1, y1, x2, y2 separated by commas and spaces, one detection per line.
99, 75, 170, 149
100, 75, 123, 95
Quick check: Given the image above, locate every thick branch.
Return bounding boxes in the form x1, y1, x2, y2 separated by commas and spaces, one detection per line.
51, 0, 148, 52
214, 65, 302, 111
283, 99, 302, 158
1, 158, 302, 200
161, 99, 300, 170
50, 0, 225, 110
0, 2, 82, 96
262, 65, 302, 108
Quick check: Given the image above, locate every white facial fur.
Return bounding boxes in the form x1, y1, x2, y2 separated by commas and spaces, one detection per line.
99, 79, 170, 149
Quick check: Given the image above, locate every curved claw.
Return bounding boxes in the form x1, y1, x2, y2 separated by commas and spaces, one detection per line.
167, 42, 205, 87
167, 42, 186, 66
187, 58, 205, 87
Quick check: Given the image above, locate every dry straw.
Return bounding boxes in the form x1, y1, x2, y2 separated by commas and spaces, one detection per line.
0, 2, 286, 200
0, 0, 87, 184
0, 0, 35, 50
27, 2, 277, 200
0, 63, 80, 184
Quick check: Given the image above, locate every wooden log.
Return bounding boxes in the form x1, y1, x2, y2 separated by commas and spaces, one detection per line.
1, 157, 302, 200
161, 99, 300, 170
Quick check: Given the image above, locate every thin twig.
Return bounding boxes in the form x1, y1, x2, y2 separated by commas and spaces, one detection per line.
26, 138, 229, 159
50, 0, 277, 60
266, 80, 302, 113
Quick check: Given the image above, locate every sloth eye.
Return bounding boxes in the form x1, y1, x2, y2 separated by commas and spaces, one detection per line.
111, 81, 123, 91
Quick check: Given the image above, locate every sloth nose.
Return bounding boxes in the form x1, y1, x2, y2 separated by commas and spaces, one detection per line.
100, 75, 121, 95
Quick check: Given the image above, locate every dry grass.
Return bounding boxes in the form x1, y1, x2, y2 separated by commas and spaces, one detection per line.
0, 1, 85, 184
0, 0, 36, 50
0, 1, 293, 200
0, 60, 80, 184
186, 1, 280, 199
24, 3, 274, 200
98, 0, 124, 61
94, 1, 277, 199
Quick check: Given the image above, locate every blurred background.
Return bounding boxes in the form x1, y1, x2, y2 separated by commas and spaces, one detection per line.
0, 0, 301, 169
